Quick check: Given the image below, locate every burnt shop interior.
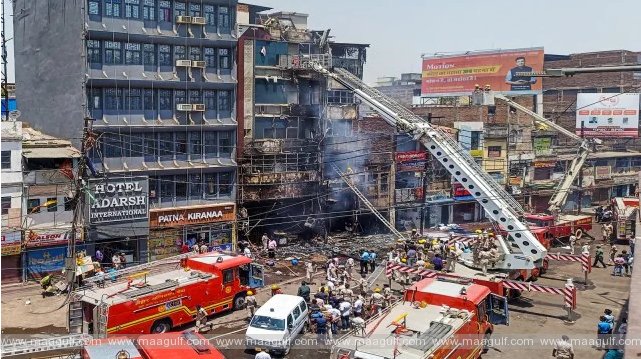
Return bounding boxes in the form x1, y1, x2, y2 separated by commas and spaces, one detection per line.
148, 223, 233, 261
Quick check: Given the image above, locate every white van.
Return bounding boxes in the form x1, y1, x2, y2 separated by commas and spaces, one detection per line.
245, 294, 308, 355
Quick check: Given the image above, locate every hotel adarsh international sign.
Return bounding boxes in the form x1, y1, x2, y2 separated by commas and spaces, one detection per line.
150, 204, 235, 227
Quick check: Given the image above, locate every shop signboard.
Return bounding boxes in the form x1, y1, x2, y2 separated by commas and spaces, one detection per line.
150, 204, 236, 228
422, 47, 544, 96
595, 166, 612, 180
576, 93, 640, 138
1, 231, 22, 256
533, 161, 556, 168
396, 151, 427, 172
25, 229, 74, 248
87, 176, 150, 239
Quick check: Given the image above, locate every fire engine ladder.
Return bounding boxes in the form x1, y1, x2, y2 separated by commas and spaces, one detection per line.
310, 63, 545, 270
493, 94, 596, 214
83, 251, 196, 285
331, 163, 405, 240
0, 334, 89, 357
95, 301, 109, 339
67, 300, 84, 334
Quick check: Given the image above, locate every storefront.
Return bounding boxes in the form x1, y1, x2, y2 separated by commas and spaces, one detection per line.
451, 183, 482, 223
148, 203, 236, 261
87, 176, 150, 267
425, 196, 454, 228
22, 228, 82, 280
1, 231, 22, 283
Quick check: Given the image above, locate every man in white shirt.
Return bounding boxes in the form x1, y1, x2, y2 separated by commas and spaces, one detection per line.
243, 246, 252, 258
329, 307, 341, 335
353, 296, 364, 317
255, 349, 271, 359
569, 234, 577, 255
339, 299, 352, 330
111, 254, 121, 270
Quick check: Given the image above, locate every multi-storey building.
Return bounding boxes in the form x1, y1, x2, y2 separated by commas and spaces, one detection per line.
1, 120, 23, 283
236, 9, 369, 240
13, 0, 240, 262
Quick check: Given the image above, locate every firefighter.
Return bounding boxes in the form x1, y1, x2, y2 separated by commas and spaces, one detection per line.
305, 261, 315, 283
489, 244, 500, 268
270, 284, 283, 296
245, 290, 257, 319
370, 287, 385, 315
479, 247, 492, 275
446, 245, 459, 272
194, 305, 210, 333
411, 228, 420, 240
382, 284, 392, 308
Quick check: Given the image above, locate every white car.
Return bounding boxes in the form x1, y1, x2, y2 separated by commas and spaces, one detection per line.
245, 294, 308, 355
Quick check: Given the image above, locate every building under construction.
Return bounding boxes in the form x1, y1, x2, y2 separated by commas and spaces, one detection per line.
235, 8, 369, 241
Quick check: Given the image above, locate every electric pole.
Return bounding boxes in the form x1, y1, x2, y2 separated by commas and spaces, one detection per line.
1, 0, 10, 122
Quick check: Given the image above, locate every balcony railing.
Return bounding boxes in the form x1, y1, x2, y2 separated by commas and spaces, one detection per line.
277, 54, 332, 70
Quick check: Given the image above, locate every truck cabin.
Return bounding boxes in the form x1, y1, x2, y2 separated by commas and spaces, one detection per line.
185, 252, 264, 288
82, 331, 225, 359
524, 213, 555, 228
405, 277, 509, 326
331, 277, 508, 359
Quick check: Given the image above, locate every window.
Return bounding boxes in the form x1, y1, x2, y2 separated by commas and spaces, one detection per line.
219, 131, 232, 156
64, 197, 74, 211
218, 6, 229, 28
1, 151, 11, 169
487, 146, 502, 158
124, 0, 140, 18
143, 89, 156, 110
160, 175, 174, 202
205, 173, 218, 196
189, 47, 202, 61
125, 43, 142, 64
175, 90, 186, 105
159, 44, 172, 66
142, 0, 155, 20
143, 44, 156, 66
175, 175, 187, 200
46, 197, 58, 212
28, 198, 41, 214
293, 306, 301, 320
204, 132, 217, 155
159, 89, 172, 110
203, 5, 215, 25
143, 132, 157, 160
189, 173, 202, 200
204, 90, 216, 110
327, 90, 353, 104
189, 90, 202, 104
174, 1, 186, 17
222, 269, 234, 284
159, 132, 173, 157
88, 88, 102, 110
175, 131, 187, 157
204, 48, 216, 68
87, 40, 101, 63
124, 88, 142, 110
131, 134, 143, 157
219, 172, 232, 196
218, 48, 230, 69
88, 0, 100, 15
1, 197, 10, 215
104, 0, 121, 17
218, 90, 231, 111
158, 0, 171, 21
189, 3, 200, 17
149, 177, 158, 202
174, 45, 186, 60
104, 41, 122, 64
189, 131, 202, 157
105, 88, 123, 110
470, 131, 481, 150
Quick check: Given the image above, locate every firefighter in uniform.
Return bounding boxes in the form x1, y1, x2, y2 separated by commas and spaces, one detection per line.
195, 305, 210, 332
245, 290, 257, 319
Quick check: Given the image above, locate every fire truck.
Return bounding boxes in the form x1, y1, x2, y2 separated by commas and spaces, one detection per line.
612, 197, 639, 241
69, 252, 264, 336
82, 331, 225, 359
524, 213, 593, 244
331, 276, 509, 359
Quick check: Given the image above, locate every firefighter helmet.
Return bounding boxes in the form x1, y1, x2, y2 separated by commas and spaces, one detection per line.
374, 287, 381, 293
247, 290, 254, 296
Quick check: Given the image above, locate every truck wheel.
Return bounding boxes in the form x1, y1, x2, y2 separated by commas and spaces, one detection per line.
151, 319, 172, 333
575, 229, 584, 239
233, 294, 246, 310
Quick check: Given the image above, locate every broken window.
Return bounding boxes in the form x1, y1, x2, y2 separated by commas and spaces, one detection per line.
487, 146, 502, 158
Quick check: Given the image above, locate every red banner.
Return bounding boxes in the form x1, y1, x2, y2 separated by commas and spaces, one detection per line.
396, 151, 427, 163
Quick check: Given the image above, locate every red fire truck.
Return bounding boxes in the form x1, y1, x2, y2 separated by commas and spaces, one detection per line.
331, 276, 508, 359
82, 331, 225, 358
524, 213, 592, 243
69, 252, 264, 336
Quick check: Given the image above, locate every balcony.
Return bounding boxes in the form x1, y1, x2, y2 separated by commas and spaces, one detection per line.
484, 125, 509, 138
277, 54, 332, 70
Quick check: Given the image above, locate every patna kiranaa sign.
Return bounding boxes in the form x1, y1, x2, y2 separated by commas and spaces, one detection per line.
88, 177, 149, 224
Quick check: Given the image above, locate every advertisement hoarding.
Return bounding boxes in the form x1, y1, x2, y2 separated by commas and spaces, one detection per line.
396, 151, 427, 172
422, 47, 544, 96
576, 93, 640, 138
150, 204, 236, 228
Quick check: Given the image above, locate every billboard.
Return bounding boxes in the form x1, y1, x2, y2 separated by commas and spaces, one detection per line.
422, 47, 544, 96
576, 93, 640, 138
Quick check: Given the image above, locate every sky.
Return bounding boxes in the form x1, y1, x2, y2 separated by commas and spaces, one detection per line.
3, 0, 641, 84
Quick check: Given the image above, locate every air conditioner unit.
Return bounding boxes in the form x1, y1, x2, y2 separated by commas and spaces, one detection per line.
176, 16, 192, 24
192, 104, 206, 111
176, 104, 193, 111
175, 59, 192, 67
192, 60, 206, 68
191, 17, 206, 25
